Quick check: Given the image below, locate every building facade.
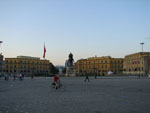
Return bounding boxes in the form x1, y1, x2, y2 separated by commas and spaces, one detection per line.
75, 56, 124, 76
4, 56, 51, 76
0, 54, 4, 76
123, 52, 150, 76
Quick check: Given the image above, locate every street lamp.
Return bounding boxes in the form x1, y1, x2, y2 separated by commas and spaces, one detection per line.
0, 41, 3, 76
0, 41, 2, 48
0, 41, 3, 52
140, 42, 144, 52
0, 41, 2, 43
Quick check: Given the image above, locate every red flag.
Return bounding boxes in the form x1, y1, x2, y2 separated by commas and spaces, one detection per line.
43, 44, 46, 58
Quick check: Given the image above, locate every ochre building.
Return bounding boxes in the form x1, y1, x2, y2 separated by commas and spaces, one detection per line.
123, 52, 150, 76
75, 56, 124, 76
4, 56, 51, 76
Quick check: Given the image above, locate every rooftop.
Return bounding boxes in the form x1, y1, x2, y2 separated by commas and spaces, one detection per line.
125, 52, 150, 57
17, 56, 40, 60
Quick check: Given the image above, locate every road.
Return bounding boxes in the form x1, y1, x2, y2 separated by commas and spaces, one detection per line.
0, 76, 150, 113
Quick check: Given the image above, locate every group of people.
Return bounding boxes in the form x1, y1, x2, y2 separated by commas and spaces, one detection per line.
4, 74, 34, 81
3, 72, 91, 90
4, 73, 25, 81
84, 74, 98, 82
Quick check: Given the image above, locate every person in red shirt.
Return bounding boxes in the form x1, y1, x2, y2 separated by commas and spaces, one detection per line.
52, 74, 62, 89
54, 74, 59, 84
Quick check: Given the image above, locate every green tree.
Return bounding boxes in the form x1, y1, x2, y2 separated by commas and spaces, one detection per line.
50, 64, 59, 75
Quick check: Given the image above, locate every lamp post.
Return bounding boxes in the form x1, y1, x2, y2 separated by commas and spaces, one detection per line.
140, 42, 144, 52
0, 41, 2, 52
0, 41, 3, 77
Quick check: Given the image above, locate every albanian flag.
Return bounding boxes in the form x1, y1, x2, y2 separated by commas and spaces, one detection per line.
43, 44, 46, 58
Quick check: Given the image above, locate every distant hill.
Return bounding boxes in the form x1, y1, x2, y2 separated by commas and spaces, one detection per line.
55, 65, 65, 69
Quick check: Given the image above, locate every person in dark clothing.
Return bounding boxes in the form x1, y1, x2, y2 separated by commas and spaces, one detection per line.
13, 74, 16, 80
95, 74, 97, 79
84, 75, 90, 82
4, 74, 8, 80
31, 75, 34, 79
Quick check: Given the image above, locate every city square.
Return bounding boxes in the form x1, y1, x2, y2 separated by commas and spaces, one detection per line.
0, 76, 150, 113
0, 1, 150, 113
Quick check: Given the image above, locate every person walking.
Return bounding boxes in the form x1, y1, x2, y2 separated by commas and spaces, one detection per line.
95, 74, 97, 79
4, 74, 8, 80
13, 74, 16, 80
84, 74, 90, 82
22, 74, 24, 80
31, 75, 34, 79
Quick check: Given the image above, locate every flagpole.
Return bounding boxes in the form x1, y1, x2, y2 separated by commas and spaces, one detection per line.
43, 43, 45, 59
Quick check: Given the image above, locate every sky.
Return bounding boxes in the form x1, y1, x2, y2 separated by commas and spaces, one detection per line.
0, 0, 150, 65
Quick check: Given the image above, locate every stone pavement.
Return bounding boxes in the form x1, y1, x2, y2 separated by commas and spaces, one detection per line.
0, 76, 150, 113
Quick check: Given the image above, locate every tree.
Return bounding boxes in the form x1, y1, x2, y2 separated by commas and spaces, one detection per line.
50, 64, 59, 75
62, 68, 66, 74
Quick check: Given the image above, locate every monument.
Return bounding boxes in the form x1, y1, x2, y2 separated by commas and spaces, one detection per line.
65, 53, 76, 77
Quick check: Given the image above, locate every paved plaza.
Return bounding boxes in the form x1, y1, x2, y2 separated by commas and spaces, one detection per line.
0, 76, 150, 113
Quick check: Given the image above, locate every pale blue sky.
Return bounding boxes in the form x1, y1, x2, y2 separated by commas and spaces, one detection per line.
0, 0, 150, 65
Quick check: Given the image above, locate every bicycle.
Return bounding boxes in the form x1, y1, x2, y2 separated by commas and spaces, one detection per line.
51, 80, 62, 90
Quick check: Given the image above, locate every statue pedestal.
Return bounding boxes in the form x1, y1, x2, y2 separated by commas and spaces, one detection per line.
66, 67, 76, 77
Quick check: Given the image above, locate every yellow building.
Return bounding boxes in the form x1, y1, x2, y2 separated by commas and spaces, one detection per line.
123, 52, 150, 76
4, 56, 51, 76
75, 56, 123, 76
